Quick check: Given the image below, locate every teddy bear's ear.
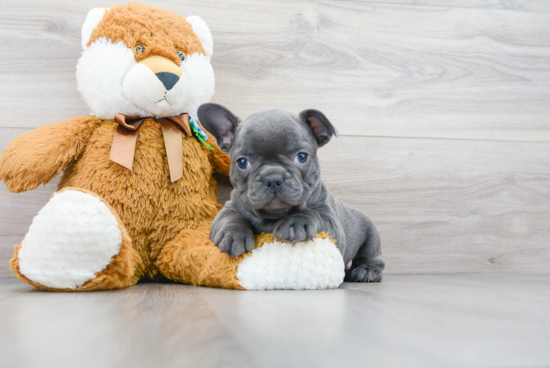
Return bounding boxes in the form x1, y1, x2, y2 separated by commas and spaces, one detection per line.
81, 7, 110, 50
299, 109, 338, 148
186, 15, 213, 57
198, 103, 240, 153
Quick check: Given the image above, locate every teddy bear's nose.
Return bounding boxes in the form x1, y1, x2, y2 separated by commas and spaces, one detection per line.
155, 72, 180, 91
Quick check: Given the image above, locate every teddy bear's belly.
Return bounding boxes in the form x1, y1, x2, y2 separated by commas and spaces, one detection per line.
58, 121, 220, 277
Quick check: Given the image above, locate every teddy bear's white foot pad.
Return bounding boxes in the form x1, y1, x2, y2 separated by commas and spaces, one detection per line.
18, 190, 123, 289
237, 237, 345, 290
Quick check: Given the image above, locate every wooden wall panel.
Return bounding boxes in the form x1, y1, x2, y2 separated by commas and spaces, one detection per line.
319, 136, 550, 274
0, 0, 549, 276
371, 0, 550, 12
1, 1, 549, 140
2, 135, 549, 275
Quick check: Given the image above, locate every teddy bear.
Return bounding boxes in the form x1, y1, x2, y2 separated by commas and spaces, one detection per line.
0, 3, 344, 291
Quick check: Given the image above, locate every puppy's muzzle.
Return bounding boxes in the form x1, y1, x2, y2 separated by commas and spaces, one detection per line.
262, 174, 284, 192
260, 168, 286, 193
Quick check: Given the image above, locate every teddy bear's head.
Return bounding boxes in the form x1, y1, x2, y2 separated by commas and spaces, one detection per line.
76, 3, 214, 120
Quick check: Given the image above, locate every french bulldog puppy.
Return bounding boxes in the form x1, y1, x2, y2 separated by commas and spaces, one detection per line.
198, 103, 385, 282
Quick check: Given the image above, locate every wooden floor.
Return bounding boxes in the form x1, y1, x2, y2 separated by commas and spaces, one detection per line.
0, 274, 548, 368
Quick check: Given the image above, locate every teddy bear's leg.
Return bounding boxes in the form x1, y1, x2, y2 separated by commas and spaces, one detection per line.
10, 187, 143, 291
156, 226, 345, 290
156, 226, 244, 289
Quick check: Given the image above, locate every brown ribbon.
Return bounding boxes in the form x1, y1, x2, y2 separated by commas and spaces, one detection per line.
110, 113, 192, 182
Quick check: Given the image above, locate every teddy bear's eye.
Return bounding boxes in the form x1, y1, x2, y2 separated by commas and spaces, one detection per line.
175, 51, 186, 62
135, 45, 146, 53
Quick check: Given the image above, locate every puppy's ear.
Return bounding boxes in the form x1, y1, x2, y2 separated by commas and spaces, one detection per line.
299, 109, 338, 147
198, 103, 240, 153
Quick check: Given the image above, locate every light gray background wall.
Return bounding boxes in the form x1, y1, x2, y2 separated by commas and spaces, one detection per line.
1, 0, 549, 276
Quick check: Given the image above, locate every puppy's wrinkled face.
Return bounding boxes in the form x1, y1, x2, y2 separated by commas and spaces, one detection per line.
199, 104, 337, 220
231, 109, 321, 217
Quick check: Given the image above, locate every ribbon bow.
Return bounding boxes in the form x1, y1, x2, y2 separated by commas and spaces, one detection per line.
109, 113, 211, 183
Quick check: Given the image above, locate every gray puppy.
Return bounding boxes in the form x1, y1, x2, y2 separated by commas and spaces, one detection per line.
198, 103, 385, 282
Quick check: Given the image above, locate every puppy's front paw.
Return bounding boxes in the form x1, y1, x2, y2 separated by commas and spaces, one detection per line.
212, 224, 255, 258
274, 214, 318, 243
346, 264, 383, 283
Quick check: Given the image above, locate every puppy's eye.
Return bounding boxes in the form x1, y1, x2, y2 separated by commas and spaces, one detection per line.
175, 51, 186, 62
296, 152, 309, 163
135, 45, 146, 53
236, 158, 249, 169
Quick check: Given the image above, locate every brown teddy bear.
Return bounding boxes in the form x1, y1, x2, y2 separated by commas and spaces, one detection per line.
0, 3, 344, 291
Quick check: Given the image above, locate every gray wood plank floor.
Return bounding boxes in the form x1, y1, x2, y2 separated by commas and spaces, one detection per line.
1, 274, 549, 368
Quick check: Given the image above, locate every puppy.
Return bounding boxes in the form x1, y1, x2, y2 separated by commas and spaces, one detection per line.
199, 103, 385, 282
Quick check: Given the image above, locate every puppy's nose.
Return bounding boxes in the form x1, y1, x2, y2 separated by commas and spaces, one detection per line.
155, 72, 180, 91
262, 174, 285, 192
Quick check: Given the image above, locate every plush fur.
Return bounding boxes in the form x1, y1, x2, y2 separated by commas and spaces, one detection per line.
10, 188, 143, 292
157, 230, 342, 290
1, 3, 233, 290
0, 116, 101, 193
5, 115, 231, 286
18, 189, 125, 289
237, 233, 344, 290
77, 3, 214, 119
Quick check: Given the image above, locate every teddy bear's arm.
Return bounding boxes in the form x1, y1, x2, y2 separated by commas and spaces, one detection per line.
0, 116, 102, 193
204, 130, 231, 176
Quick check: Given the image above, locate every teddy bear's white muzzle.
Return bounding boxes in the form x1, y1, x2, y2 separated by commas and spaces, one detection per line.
123, 62, 191, 117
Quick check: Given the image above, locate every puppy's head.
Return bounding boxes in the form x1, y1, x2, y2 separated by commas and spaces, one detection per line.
199, 104, 337, 218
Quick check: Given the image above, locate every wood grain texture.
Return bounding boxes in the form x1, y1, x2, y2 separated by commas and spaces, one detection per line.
0, 0, 549, 276
2, 135, 549, 275
319, 136, 550, 274
0, 274, 549, 368
370, 0, 550, 12
1, 1, 549, 140
211, 1, 550, 142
